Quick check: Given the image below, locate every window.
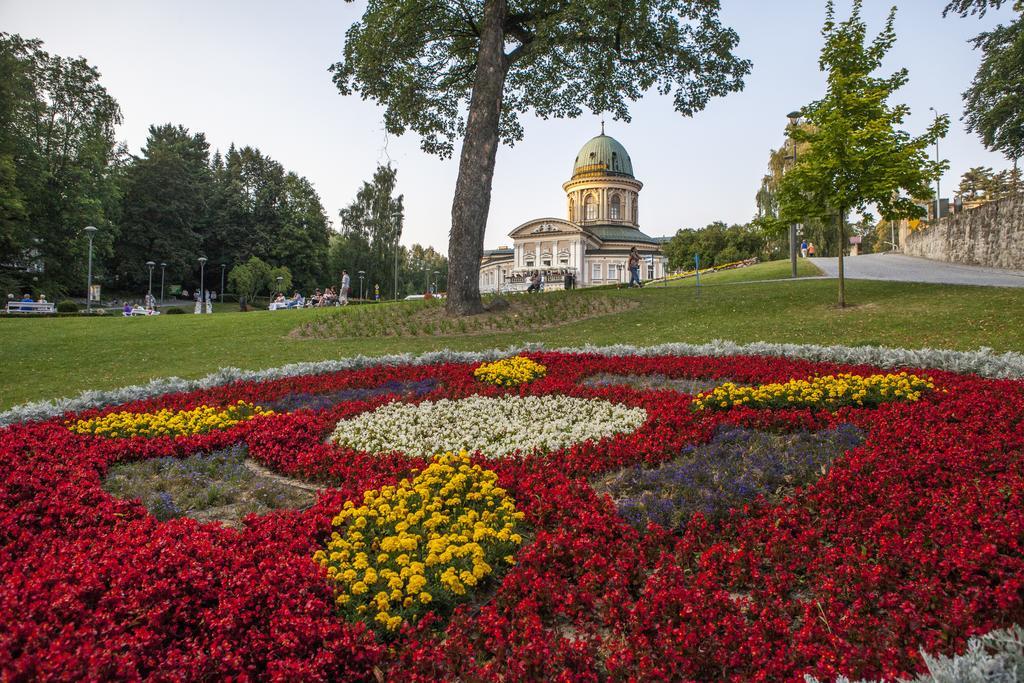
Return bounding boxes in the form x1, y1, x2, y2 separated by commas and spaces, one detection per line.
584, 194, 597, 221
610, 194, 621, 220
542, 253, 551, 267
558, 251, 569, 266
568, 198, 574, 222
608, 264, 618, 280
591, 262, 602, 280
525, 257, 535, 268
647, 261, 655, 279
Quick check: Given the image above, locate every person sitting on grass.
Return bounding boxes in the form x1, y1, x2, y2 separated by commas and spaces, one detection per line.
123, 302, 133, 316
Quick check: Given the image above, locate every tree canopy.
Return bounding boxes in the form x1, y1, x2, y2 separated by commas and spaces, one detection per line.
333, 0, 751, 314
961, 5, 1024, 163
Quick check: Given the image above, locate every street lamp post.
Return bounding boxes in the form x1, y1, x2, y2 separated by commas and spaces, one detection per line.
786, 111, 802, 278
146, 261, 155, 306
159, 262, 166, 304
432, 270, 439, 294
198, 256, 207, 314
220, 264, 226, 302
357, 270, 365, 302
275, 275, 283, 293
83, 226, 97, 311
929, 107, 942, 220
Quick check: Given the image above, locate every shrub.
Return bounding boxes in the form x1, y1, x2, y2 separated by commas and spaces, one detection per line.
56, 300, 79, 313
165, 306, 186, 314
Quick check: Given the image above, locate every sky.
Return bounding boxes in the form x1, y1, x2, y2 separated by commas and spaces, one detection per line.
0, 0, 1017, 252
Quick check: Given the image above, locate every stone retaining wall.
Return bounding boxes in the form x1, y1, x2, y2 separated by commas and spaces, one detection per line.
904, 193, 1024, 269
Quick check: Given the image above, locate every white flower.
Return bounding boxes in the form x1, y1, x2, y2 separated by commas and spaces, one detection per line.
329, 395, 647, 458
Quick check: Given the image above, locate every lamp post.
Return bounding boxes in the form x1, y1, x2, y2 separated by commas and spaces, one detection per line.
220, 264, 226, 302
786, 111, 802, 278
159, 262, 166, 304
357, 270, 365, 302
198, 257, 207, 311
432, 270, 439, 294
394, 239, 400, 301
275, 275, 283, 294
83, 226, 97, 311
146, 261, 155, 306
929, 107, 942, 220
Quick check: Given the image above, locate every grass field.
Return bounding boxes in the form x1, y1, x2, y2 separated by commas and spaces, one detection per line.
3, 263, 1023, 409
671, 257, 823, 285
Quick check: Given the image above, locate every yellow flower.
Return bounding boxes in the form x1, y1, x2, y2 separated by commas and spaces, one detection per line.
316, 451, 525, 637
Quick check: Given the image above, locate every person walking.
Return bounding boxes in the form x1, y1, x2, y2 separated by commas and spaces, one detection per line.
807, 242, 816, 257
800, 240, 808, 258
340, 270, 350, 305
628, 247, 643, 287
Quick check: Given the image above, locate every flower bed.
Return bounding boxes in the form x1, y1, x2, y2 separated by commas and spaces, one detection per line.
1, 350, 1022, 681
473, 355, 547, 386
329, 394, 648, 458
67, 400, 271, 438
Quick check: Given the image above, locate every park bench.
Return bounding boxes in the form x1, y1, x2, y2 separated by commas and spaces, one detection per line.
5, 301, 56, 314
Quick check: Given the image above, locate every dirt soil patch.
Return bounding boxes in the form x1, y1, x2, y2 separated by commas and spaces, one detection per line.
103, 445, 322, 528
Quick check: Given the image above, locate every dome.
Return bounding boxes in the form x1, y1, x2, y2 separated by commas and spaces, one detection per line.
571, 134, 634, 179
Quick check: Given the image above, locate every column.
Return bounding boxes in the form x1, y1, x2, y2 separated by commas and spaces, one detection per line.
535, 242, 540, 268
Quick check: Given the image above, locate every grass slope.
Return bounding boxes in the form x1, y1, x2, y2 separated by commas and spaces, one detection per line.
665, 258, 823, 286
3, 276, 1022, 409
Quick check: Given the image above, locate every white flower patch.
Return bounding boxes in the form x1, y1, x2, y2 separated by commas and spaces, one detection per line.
329, 394, 648, 458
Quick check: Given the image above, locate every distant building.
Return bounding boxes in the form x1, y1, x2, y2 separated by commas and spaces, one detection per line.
479, 131, 667, 292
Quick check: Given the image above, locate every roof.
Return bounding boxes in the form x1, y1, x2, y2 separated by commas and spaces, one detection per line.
482, 248, 514, 259
585, 224, 660, 245
572, 134, 634, 179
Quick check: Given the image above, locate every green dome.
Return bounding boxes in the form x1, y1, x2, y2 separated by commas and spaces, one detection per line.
571, 134, 634, 179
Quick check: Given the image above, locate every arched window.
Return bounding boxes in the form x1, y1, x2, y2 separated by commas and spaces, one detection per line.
610, 194, 621, 220
568, 198, 575, 222
584, 194, 597, 221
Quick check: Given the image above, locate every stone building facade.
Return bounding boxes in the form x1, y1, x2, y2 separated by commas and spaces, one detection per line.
479, 132, 667, 292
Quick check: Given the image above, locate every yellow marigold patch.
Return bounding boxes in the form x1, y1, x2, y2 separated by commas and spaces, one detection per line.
314, 451, 525, 636
693, 372, 936, 412
473, 356, 547, 386
66, 401, 271, 438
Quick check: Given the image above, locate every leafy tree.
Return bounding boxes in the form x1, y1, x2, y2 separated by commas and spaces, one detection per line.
958, 164, 1023, 200
664, 221, 768, 270
961, 4, 1024, 168
113, 124, 210, 292
943, 0, 1010, 17
227, 256, 272, 309
205, 145, 330, 291
958, 165, 996, 199
777, 1, 948, 307
333, 164, 404, 299
0, 33, 122, 296
333, 0, 751, 315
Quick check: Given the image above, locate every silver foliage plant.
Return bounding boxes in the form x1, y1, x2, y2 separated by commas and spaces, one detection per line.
805, 624, 1023, 682
3, 340, 1024, 428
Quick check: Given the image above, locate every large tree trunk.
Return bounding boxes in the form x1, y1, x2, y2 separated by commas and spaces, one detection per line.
837, 209, 846, 308
446, 0, 508, 316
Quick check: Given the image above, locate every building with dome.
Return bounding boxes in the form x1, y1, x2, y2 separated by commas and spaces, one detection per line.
479, 130, 668, 292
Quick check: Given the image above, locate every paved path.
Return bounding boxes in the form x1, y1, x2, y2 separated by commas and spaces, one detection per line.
811, 253, 1024, 288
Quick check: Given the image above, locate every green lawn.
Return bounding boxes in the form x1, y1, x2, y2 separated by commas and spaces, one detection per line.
3, 276, 1023, 409
665, 258, 822, 286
